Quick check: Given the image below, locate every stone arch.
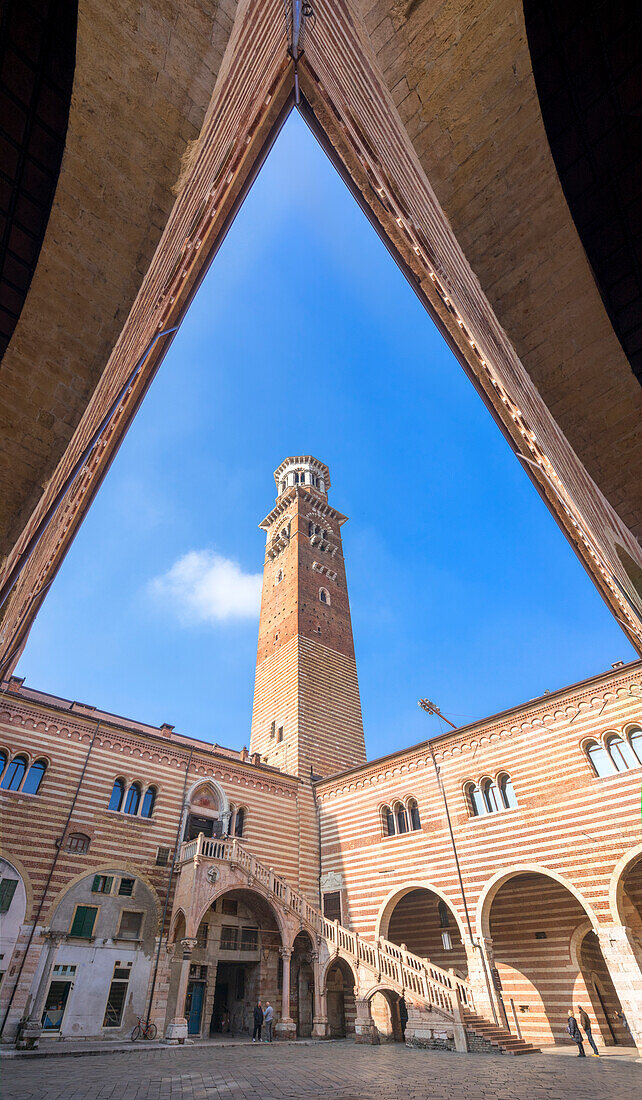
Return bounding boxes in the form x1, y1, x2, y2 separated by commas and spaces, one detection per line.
476, 863, 599, 940
43, 862, 163, 929
181, 778, 231, 841
360, 983, 404, 1043
320, 952, 358, 996
190, 884, 291, 948
322, 955, 357, 1039
0, 847, 34, 920
609, 843, 642, 926
376, 882, 467, 943
169, 909, 187, 944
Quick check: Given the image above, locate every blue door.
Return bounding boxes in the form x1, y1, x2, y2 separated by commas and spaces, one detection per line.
186, 981, 205, 1035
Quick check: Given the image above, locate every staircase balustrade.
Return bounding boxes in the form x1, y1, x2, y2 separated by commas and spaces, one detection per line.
178, 834, 474, 1017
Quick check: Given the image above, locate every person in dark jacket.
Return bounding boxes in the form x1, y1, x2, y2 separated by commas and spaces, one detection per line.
567, 1010, 586, 1056
252, 1001, 263, 1042
578, 1006, 599, 1056
399, 998, 408, 1039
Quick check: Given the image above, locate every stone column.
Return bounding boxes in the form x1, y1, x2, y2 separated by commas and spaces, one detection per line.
310, 951, 329, 1039
596, 923, 642, 1055
165, 937, 197, 1044
463, 935, 502, 1026
354, 998, 379, 1044
17, 929, 66, 1049
274, 947, 296, 1040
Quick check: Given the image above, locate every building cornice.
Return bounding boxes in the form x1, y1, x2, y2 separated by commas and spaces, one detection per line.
259, 486, 347, 531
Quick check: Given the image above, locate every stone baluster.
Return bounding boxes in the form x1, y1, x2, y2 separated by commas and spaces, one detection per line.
275, 947, 296, 1039
165, 937, 198, 1044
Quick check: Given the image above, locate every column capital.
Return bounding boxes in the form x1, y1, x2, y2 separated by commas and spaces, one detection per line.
279, 946, 293, 959
180, 937, 198, 955
42, 928, 66, 944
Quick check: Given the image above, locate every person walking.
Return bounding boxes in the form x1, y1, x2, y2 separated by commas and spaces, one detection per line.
263, 1001, 274, 1043
578, 1006, 600, 1056
567, 1010, 586, 1056
252, 1000, 263, 1043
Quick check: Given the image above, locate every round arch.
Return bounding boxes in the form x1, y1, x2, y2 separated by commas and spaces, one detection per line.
190, 883, 296, 947
609, 843, 642, 925
319, 952, 358, 995
476, 864, 599, 940
0, 848, 34, 920
375, 882, 467, 943
360, 981, 402, 1005
43, 862, 163, 929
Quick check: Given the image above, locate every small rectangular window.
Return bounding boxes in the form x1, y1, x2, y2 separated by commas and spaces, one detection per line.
69, 905, 98, 938
196, 923, 208, 948
118, 879, 135, 897
92, 875, 113, 895
117, 911, 143, 940
277, 727, 284, 743
240, 927, 258, 950
0, 879, 18, 914
156, 847, 170, 866
441, 931, 452, 951
221, 898, 238, 916
322, 891, 341, 923
220, 926, 238, 950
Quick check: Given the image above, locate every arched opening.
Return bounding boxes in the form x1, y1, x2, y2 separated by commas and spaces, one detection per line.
485, 871, 630, 1049
382, 887, 468, 977
184, 783, 224, 841
0, 858, 27, 991
175, 888, 283, 1039
325, 957, 356, 1039
291, 930, 314, 1037
577, 930, 632, 1048
367, 988, 404, 1043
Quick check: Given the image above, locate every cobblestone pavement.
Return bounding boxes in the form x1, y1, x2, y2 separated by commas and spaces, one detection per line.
3, 1041, 640, 1100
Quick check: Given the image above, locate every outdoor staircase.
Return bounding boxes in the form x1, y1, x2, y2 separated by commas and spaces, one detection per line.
179, 834, 539, 1055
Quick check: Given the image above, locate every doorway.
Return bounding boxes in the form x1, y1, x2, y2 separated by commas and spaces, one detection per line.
41, 965, 75, 1032
185, 979, 206, 1036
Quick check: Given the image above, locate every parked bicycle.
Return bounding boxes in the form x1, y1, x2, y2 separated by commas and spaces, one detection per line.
131, 1016, 158, 1041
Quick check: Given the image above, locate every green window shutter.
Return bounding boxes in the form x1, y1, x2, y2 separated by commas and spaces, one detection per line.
70, 905, 97, 938
91, 876, 101, 893
0, 878, 18, 914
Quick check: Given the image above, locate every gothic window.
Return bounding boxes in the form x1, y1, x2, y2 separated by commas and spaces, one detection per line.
123, 782, 141, 816
481, 778, 502, 813
108, 777, 125, 811
605, 733, 639, 772
140, 786, 156, 818
628, 726, 642, 763
1, 754, 27, 791
0, 749, 6, 778
382, 805, 395, 836
407, 798, 421, 830
67, 832, 90, 854
465, 782, 486, 816
395, 801, 408, 834
234, 807, 245, 837
585, 739, 616, 777
319, 587, 330, 605
22, 758, 47, 794
498, 774, 518, 809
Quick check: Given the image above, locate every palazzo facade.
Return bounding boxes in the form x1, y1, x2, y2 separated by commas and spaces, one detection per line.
0, 458, 641, 1055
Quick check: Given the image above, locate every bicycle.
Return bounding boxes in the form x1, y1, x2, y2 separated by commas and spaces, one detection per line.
131, 1016, 158, 1041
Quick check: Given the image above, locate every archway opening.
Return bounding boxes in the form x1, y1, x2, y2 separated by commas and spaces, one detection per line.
325, 957, 356, 1039
184, 783, 225, 841
487, 872, 629, 1049
175, 888, 282, 1039
291, 930, 314, 1037
368, 988, 404, 1043
384, 888, 467, 978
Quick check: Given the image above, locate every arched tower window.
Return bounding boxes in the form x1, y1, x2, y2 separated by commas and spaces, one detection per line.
381, 805, 395, 836
1, 755, 28, 791
481, 778, 502, 813
628, 726, 642, 764
141, 786, 156, 818
124, 782, 141, 815
22, 758, 47, 794
465, 781, 486, 816
407, 798, 421, 830
319, 587, 330, 605
394, 801, 408, 834
585, 740, 615, 778
605, 734, 639, 772
108, 777, 125, 811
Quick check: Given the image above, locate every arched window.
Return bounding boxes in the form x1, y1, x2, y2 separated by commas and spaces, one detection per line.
498, 773, 518, 809
395, 802, 408, 834
606, 734, 639, 772
407, 798, 421, 830
628, 726, 642, 764
108, 777, 125, 811
234, 807, 245, 837
276, 569, 283, 584
382, 805, 395, 836
319, 588, 330, 605
481, 778, 502, 813
123, 782, 141, 816
466, 782, 486, 816
21, 758, 47, 794
67, 832, 90, 854
140, 786, 156, 818
585, 740, 615, 778
438, 900, 450, 928
1, 754, 28, 791
0, 750, 7, 779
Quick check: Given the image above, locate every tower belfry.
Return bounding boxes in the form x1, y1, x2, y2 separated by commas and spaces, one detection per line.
250, 456, 366, 779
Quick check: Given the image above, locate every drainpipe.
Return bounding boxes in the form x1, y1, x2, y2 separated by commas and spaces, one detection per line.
145, 746, 193, 1027
0, 718, 101, 1039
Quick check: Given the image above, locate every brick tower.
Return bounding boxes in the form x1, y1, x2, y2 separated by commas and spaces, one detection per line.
250, 456, 367, 780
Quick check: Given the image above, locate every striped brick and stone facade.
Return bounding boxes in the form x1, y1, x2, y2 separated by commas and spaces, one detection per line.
0, 459, 641, 1054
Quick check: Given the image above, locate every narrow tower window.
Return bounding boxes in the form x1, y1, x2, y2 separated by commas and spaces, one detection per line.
319, 587, 330, 605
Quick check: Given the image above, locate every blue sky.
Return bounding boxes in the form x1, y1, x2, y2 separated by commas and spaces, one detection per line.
16, 111, 635, 758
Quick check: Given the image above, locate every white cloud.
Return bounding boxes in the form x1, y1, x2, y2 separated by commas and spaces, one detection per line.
150, 550, 262, 623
